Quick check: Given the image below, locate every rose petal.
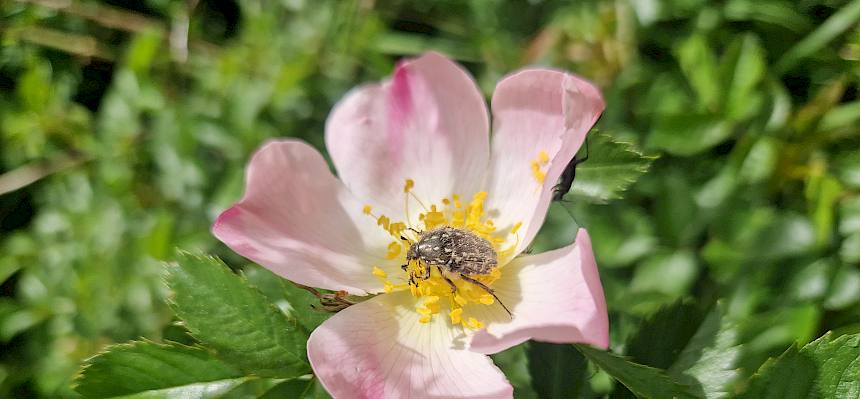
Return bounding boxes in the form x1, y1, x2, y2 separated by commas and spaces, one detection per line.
326, 52, 490, 215
212, 140, 398, 295
309, 291, 513, 399
483, 70, 604, 254
469, 229, 609, 354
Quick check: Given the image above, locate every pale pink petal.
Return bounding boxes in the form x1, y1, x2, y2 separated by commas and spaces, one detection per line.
469, 229, 608, 354
483, 70, 604, 254
325, 52, 490, 215
308, 291, 513, 399
212, 140, 398, 295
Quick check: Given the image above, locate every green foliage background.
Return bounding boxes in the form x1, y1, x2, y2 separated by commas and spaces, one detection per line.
1, 0, 859, 397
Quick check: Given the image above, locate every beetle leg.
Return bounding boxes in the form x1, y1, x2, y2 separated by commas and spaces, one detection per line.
420, 262, 431, 280
437, 266, 457, 293
459, 274, 513, 318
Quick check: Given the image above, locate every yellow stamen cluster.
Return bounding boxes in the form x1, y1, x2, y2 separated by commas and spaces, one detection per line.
531, 150, 551, 184
363, 179, 522, 330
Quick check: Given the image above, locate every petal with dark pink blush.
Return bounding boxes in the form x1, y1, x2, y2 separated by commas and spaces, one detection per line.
326, 52, 490, 216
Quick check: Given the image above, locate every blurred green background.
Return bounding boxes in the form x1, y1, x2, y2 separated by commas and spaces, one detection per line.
1, 0, 859, 397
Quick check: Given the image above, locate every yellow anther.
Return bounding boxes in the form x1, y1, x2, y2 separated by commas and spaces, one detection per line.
488, 268, 502, 280
377, 215, 390, 229
531, 161, 547, 184
364, 179, 517, 329
465, 317, 484, 330
385, 242, 402, 259
538, 150, 550, 164
389, 222, 406, 237
449, 308, 463, 324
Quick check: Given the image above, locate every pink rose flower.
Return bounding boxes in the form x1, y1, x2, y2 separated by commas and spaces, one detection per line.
213, 52, 608, 399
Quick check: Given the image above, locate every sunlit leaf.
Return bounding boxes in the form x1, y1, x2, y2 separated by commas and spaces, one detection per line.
575, 344, 700, 399
563, 132, 656, 204
669, 304, 742, 399
167, 252, 310, 378
75, 340, 245, 399
739, 333, 860, 398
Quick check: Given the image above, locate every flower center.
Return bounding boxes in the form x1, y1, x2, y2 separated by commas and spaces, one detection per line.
363, 179, 521, 330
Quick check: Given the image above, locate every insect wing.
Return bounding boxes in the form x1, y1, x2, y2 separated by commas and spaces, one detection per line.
455, 234, 497, 275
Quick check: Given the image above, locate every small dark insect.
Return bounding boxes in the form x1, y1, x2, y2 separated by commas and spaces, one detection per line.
551, 138, 589, 202
402, 226, 512, 317
290, 283, 356, 313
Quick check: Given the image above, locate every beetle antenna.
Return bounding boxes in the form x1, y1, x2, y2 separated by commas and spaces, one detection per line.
459, 274, 513, 318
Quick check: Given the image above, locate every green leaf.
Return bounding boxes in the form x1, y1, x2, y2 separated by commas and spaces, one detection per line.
669, 304, 742, 399
218, 378, 283, 399
676, 34, 720, 110
834, 150, 860, 189
74, 340, 246, 399
626, 300, 704, 370
647, 113, 733, 156
820, 101, 860, 133
527, 342, 588, 399
243, 264, 333, 333
575, 345, 700, 399
564, 133, 656, 204
724, 0, 812, 32
774, 0, 860, 73
824, 264, 860, 310
282, 281, 334, 332
720, 34, 766, 121
739, 333, 860, 398
167, 252, 310, 378
572, 204, 658, 268
259, 378, 318, 399
805, 173, 843, 247
738, 137, 780, 184
840, 197, 860, 236
630, 251, 698, 297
